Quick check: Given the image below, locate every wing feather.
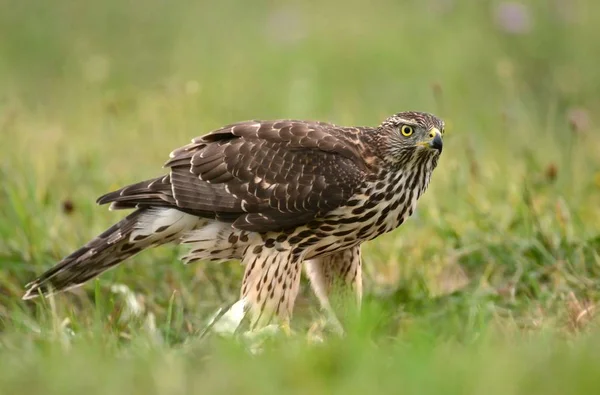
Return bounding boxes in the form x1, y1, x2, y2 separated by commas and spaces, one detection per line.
100, 120, 369, 233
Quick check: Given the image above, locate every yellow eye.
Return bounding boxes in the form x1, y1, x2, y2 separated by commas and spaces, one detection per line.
400, 125, 414, 137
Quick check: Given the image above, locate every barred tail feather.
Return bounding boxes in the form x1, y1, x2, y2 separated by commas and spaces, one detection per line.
23, 208, 199, 300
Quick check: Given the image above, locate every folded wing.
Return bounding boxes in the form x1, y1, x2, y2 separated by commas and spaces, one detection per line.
97, 120, 368, 233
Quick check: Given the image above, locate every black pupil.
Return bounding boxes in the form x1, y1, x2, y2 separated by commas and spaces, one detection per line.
404, 127, 411, 134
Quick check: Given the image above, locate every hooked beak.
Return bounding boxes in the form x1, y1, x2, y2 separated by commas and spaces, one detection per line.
428, 128, 443, 152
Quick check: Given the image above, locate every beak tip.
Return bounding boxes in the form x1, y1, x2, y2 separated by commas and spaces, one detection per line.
430, 134, 443, 152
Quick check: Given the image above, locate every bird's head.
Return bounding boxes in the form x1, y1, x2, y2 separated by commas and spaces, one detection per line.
376, 111, 445, 165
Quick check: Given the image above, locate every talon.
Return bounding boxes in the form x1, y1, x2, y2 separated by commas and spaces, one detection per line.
280, 319, 293, 336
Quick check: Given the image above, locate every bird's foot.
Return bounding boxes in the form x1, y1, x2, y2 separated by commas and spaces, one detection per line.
278, 318, 294, 336
307, 314, 345, 344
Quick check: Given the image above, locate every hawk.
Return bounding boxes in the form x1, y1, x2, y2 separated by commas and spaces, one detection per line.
23, 111, 444, 331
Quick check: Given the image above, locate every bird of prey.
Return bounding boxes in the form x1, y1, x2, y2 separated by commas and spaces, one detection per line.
23, 111, 444, 331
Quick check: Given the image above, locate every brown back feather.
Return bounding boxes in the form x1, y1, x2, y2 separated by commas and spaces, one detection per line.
98, 120, 370, 233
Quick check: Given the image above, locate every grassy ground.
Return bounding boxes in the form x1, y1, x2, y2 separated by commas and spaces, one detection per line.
1, 0, 600, 393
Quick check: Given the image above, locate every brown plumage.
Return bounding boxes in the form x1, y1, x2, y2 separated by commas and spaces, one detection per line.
23, 112, 445, 331
99, 119, 369, 232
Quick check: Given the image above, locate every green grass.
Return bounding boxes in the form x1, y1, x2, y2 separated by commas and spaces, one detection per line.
1, 0, 600, 393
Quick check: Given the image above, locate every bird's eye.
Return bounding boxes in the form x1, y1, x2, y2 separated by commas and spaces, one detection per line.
400, 125, 414, 137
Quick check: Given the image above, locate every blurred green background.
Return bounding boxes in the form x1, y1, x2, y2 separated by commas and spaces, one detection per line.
1, 0, 600, 394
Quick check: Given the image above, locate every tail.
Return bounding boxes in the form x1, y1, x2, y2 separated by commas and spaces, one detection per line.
23, 208, 199, 300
